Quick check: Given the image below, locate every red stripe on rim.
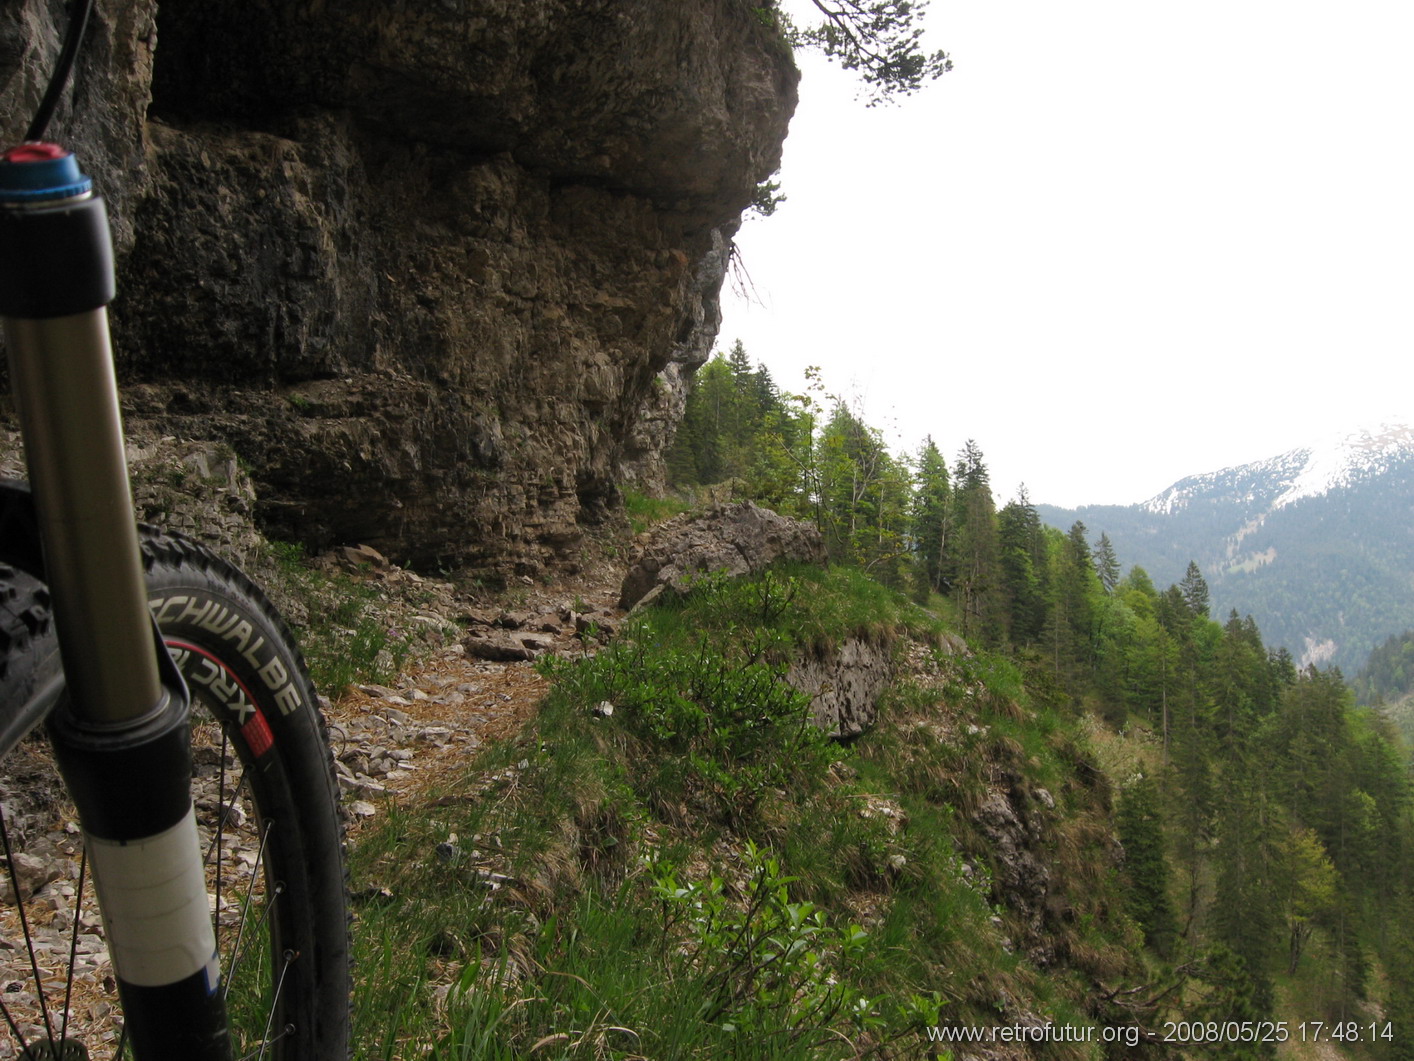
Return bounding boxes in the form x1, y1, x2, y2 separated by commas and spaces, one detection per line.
165, 638, 276, 758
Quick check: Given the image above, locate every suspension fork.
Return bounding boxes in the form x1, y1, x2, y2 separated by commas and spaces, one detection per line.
0, 144, 232, 1057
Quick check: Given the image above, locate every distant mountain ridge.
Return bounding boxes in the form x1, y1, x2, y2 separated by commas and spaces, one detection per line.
1038, 422, 1414, 675
1140, 422, 1414, 516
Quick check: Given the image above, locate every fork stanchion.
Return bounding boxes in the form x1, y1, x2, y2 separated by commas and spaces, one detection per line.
0, 141, 159, 722
0, 143, 233, 1059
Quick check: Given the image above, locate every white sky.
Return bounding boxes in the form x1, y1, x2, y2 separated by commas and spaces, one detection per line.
718, 0, 1414, 508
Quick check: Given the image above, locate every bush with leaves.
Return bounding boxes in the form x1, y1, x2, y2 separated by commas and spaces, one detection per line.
651, 843, 881, 1047
539, 573, 832, 824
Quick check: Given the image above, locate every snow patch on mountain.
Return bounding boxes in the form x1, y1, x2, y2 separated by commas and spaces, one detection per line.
1273, 422, 1414, 509
1140, 422, 1414, 516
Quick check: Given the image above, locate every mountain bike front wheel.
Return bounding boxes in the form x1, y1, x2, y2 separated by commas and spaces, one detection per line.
0, 528, 350, 1060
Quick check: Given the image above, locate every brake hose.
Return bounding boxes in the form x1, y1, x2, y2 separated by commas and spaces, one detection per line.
24, 0, 95, 142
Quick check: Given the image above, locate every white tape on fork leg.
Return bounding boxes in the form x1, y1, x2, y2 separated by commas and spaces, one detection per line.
84, 807, 222, 991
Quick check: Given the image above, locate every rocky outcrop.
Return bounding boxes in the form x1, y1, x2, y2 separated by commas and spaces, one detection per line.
618, 502, 893, 738
787, 637, 895, 739
618, 501, 826, 610
0, 1, 797, 576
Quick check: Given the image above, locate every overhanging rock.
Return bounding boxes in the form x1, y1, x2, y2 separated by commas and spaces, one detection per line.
618, 501, 826, 611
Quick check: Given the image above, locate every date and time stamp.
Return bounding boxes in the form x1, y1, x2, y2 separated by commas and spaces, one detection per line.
1159, 1020, 1396, 1046
927, 1018, 1398, 1049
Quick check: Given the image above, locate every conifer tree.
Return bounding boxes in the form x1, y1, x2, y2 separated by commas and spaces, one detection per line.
1093, 532, 1121, 594
947, 440, 1004, 642
1180, 560, 1211, 619
788, 0, 953, 104
911, 437, 951, 596
997, 488, 1047, 644
1190, 945, 1274, 1060
1209, 778, 1281, 1016
1117, 777, 1177, 956
1387, 892, 1414, 1061
1044, 522, 1101, 688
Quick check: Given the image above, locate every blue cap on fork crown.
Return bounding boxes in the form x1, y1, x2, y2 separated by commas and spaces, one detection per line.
0, 142, 93, 203
0, 140, 113, 317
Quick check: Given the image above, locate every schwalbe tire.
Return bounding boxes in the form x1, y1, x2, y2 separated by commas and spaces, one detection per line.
139, 528, 350, 1060
0, 529, 350, 1059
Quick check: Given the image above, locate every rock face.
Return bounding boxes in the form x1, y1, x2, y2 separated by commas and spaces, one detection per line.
618, 501, 827, 611
0, 1, 797, 576
619, 502, 895, 738
787, 637, 895, 739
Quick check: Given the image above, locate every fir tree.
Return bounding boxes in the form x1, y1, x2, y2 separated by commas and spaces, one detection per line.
1093, 532, 1121, 594
997, 488, 1047, 644
1180, 560, 1211, 619
911, 437, 951, 596
947, 441, 1004, 642
1116, 776, 1177, 956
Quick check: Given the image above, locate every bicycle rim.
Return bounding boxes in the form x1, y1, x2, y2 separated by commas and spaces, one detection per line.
0, 535, 349, 1059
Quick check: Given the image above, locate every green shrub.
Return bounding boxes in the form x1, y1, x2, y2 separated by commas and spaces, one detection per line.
540, 603, 829, 825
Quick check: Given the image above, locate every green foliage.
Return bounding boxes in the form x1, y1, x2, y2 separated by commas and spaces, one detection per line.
663, 346, 1414, 1049
814, 403, 914, 583
539, 569, 846, 824
541, 638, 824, 826
945, 441, 1005, 644
1039, 463, 1414, 677
622, 488, 689, 535
351, 557, 1106, 1057
648, 843, 882, 1046
1115, 777, 1176, 956
911, 436, 950, 597
262, 539, 415, 690
787, 1, 953, 105
749, 176, 787, 217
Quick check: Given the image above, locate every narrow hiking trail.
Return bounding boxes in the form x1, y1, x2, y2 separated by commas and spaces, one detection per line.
324, 552, 628, 826
0, 551, 628, 1056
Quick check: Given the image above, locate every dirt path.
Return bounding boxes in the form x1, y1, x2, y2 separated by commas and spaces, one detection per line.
324, 555, 627, 824
0, 551, 628, 1057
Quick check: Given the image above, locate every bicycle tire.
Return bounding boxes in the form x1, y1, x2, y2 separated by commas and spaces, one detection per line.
0, 529, 350, 1060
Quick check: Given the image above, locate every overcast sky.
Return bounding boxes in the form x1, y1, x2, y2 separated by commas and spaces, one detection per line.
717, 0, 1414, 508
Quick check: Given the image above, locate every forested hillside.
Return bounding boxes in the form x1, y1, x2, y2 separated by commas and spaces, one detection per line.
667, 345, 1414, 1056
1353, 631, 1414, 753
1037, 429, 1414, 677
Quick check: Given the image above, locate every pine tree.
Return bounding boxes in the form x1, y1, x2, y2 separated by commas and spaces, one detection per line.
997, 488, 1047, 644
1093, 532, 1121, 595
791, 0, 953, 104
1044, 521, 1100, 689
911, 437, 951, 596
1117, 776, 1177, 956
947, 441, 1004, 643
1180, 560, 1211, 619
1387, 891, 1414, 1061
1190, 945, 1275, 1060
1209, 780, 1281, 1018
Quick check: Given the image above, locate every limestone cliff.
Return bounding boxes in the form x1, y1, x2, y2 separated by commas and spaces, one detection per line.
0, 1, 797, 576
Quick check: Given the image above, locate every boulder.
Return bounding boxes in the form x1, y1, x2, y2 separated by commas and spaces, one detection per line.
618, 502, 825, 610
787, 637, 895, 739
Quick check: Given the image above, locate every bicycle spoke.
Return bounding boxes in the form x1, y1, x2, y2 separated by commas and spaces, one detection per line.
0, 804, 57, 1047
213, 733, 227, 927
254, 950, 296, 1061
57, 847, 88, 1044
0, 799, 37, 1053
0, 993, 31, 1054
223, 820, 275, 999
